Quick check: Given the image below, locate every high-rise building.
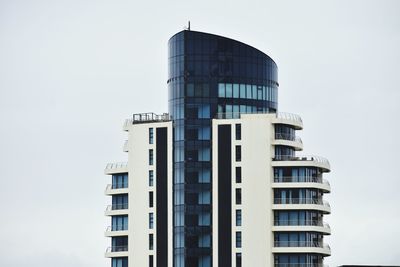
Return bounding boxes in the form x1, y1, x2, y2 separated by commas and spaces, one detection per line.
104, 30, 331, 267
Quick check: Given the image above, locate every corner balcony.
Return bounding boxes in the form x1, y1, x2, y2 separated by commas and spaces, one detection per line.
272, 241, 331, 256
273, 112, 303, 130
105, 226, 129, 237
272, 155, 331, 173
272, 198, 331, 214
272, 221, 331, 235
273, 133, 303, 151
104, 184, 129, 195
104, 203, 129, 216
104, 162, 128, 175
272, 177, 331, 193
105, 245, 129, 258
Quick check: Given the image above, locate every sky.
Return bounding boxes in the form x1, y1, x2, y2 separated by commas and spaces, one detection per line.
0, 0, 399, 266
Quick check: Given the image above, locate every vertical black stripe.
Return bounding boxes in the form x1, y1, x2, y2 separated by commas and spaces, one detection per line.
156, 127, 168, 267
218, 125, 232, 267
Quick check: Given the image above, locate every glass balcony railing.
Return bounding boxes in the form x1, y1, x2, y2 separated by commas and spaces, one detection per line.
274, 264, 326, 267
274, 241, 327, 248
274, 198, 328, 205
106, 203, 128, 211
273, 176, 324, 183
275, 133, 302, 143
106, 225, 128, 232
273, 220, 329, 227
106, 245, 128, 253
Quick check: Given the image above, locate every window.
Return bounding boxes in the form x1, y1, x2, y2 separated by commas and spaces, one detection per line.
112, 173, 128, 189
236, 167, 242, 183
236, 232, 242, 248
149, 234, 154, 250
149, 170, 154, 186
112, 257, 128, 267
236, 210, 242, 226
149, 128, 154, 144
149, 149, 154, 165
112, 194, 128, 210
236, 188, 242, 205
235, 145, 241, 161
149, 255, 154, 267
236, 253, 242, 267
149, 213, 154, 229
235, 124, 241, 140
112, 215, 128, 231
149, 192, 154, 208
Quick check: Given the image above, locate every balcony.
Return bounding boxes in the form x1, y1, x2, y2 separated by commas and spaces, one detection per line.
105, 245, 129, 258
104, 203, 129, 216
272, 198, 331, 214
272, 242, 331, 256
104, 184, 129, 195
272, 177, 331, 193
273, 133, 303, 151
105, 226, 128, 237
104, 162, 128, 175
123, 140, 128, 152
123, 112, 170, 130
272, 155, 331, 172
273, 221, 331, 235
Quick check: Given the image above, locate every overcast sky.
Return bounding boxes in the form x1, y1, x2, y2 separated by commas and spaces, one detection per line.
0, 0, 399, 266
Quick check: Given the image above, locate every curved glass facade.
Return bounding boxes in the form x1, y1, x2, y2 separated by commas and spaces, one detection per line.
168, 30, 278, 267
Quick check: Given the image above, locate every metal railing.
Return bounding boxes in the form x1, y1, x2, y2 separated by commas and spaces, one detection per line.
274, 220, 324, 226
274, 198, 329, 205
106, 203, 128, 211
273, 155, 330, 168
275, 133, 303, 143
105, 183, 128, 191
125, 112, 170, 126
276, 112, 303, 124
105, 162, 128, 170
123, 140, 128, 151
106, 246, 128, 253
274, 241, 325, 248
273, 176, 323, 183
274, 264, 327, 267
106, 225, 128, 232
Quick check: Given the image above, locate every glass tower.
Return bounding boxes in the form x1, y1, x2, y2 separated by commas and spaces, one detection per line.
168, 30, 279, 267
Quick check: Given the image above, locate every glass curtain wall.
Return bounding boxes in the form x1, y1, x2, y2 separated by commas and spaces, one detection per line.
168, 30, 278, 267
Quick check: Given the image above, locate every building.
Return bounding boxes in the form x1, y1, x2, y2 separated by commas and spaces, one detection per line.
104, 30, 331, 267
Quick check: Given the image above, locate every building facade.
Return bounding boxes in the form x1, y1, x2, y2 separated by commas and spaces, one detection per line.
104, 30, 331, 267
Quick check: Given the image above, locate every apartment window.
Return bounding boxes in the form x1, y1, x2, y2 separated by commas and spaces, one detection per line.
112, 257, 128, 267
112, 173, 128, 189
236, 188, 242, 205
149, 149, 154, 165
112, 215, 128, 231
149, 192, 154, 208
236, 232, 242, 248
236, 167, 242, 183
236, 210, 242, 226
149, 128, 154, 144
149, 213, 154, 229
235, 145, 241, 162
235, 124, 241, 140
236, 253, 242, 267
149, 234, 154, 250
149, 255, 154, 267
149, 170, 154, 186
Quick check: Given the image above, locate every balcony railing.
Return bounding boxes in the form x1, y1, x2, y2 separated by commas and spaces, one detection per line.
274, 220, 328, 227
125, 112, 170, 126
106, 245, 128, 252
105, 162, 128, 170
274, 241, 326, 248
276, 112, 303, 124
274, 198, 330, 206
106, 183, 128, 191
274, 264, 326, 267
273, 155, 330, 168
275, 133, 302, 143
106, 225, 128, 232
106, 203, 128, 211
273, 176, 324, 183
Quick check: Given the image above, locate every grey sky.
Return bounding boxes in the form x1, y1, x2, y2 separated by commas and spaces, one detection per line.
0, 0, 399, 266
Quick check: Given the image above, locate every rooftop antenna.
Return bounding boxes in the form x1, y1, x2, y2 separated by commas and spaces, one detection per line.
188, 21, 191, 30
